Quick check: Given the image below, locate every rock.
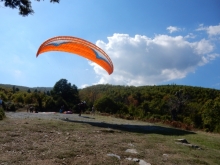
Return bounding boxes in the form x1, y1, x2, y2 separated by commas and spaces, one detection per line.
133, 158, 140, 162
163, 154, 168, 157
107, 153, 120, 159
175, 139, 189, 143
175, 139, 201, 149
125, 149, 138, 154
126, 158, 151, 165
139, 159, 151, 165
128, 143, 135, 147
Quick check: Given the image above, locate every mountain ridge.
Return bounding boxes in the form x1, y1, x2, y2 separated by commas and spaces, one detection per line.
0, 84, 52, 92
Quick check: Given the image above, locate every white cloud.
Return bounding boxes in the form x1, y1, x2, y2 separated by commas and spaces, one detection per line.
192, 39, 214, 55
167, 26, 181, 33
80, 84, 90, 89
184, 33, 196, 39
196, 24, 220, 36
207, 53, 220, 61
91, 33, 217, 86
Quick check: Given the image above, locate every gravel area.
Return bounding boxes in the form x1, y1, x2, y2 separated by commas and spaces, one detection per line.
5, 112, 97, 122
5, 111, 157, 130
5, 112, 173, 134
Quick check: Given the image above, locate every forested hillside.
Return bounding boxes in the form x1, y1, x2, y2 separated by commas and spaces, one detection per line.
0, 84, 52, 92
0, 79, 79, 113
1, 81, 220, 133
79, 84, 220, 133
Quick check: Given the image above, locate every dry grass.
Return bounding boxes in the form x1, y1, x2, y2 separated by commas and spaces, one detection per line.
0, 113, 220, 165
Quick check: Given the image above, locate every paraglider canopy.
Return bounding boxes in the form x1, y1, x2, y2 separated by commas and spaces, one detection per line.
36, 36, 114, 74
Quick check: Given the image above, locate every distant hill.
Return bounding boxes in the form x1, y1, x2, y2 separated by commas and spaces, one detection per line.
0, 84, 52, 92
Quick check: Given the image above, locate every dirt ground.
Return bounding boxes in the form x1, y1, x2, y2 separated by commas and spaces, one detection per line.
1, 112, 154, 165
1, 112, 219, 165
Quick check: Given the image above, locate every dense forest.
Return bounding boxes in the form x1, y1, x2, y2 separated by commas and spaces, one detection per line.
1, 79, 220, 133
79, 84, 220, 133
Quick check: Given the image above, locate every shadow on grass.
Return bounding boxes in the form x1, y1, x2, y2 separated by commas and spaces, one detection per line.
60, 117, 196, 136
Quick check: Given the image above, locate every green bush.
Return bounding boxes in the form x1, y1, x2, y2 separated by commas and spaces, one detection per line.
161, 115, 171, 121
55, 97, 68, 111
0, 107, 5, 120
95, 96, 118, 114
116, 102, 128, 115
45, 98, 56, 110
6, 103, 16, 111
183, 117, 194, 126
0, 91, 8, 101
201, 99, 220, 132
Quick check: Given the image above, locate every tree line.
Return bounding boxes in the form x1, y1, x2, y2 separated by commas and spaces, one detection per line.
0, 79, 80, 112
1, 79, 220, 133
79, 84, 220, 133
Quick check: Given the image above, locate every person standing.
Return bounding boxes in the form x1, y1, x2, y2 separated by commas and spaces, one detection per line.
60, 105, 64, 113
91, 105, 95, 115
27, 105, 30, 112
0, 98, 2, 108
78, 103, 82, 116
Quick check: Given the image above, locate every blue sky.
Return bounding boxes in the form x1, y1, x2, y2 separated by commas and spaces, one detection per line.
1, 0, 220, 89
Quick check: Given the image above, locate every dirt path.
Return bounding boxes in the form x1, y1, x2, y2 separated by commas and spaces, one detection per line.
5, 112, 192, 135
6, 112, 96, 122
5, 111, 153, 125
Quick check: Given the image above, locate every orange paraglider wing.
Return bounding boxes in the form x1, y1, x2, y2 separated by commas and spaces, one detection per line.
36, 36, 114, 74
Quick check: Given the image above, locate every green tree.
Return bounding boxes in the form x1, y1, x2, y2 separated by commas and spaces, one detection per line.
168, 90, 189, 121
15, 87, 20, 92
32, 92, 45, 111
95, 96, 118, 114
0, 91, 8, 101
12, 92, 24, 103
24, 93, 34, 104
116, 102, 128, 115
0, 0, 59, 16
12, 85, 15, 93
44, 97, 56, 110
46, 91, 51, 96
51, 79, 79, 109
140, 100, 150, 116
185, 102, 202, 128
0, 107, 5, 120
202, 99, 220, 132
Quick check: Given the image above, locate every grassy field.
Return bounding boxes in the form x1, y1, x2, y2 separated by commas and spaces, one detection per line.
0, 113, 220, 165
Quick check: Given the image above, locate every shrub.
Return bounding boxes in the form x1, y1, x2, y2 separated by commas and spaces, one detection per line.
95, 96, 118, 114
5, 102, 16, 111
116, 102, 128, 115
0, 107, 5, 120
45, 98, 56, 110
